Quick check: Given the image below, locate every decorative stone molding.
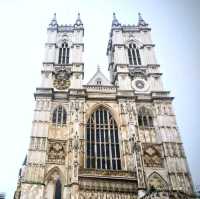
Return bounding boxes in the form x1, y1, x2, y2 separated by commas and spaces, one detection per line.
47, 140, 66, 164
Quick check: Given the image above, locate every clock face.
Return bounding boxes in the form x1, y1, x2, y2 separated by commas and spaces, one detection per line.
135, 80, 145, 89
53, 79, 70, 90
53, 70, 70, 90
132, 78, 149, 92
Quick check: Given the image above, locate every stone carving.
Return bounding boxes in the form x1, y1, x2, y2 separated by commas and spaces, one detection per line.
129, 68, 147, 80
79, 191, 137, 199
132, 141, 146, 188
120, 103, 126, 114
30, 137, 46, 151
20, 184, 43, 199
79, 168, 136, 178
68, 139, 73, 152
74, 161, 78, 177
74, 131, 79, 159
75, 102, 79, 121
126, 101, 133, 120
80, 139, 84, 153
143, 144, 163, 167
48, 141, 66, 164
79, 177, 137, 193
147, 172, 168, 190
80, 102, 84, 112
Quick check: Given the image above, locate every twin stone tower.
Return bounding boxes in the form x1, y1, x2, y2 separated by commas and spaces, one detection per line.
14, 13, 195, 199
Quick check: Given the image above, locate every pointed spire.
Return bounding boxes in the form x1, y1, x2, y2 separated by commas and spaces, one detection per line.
112, 12, 121, 27
53, 13, 56, 21
51, 13, 57, 25
97, 65, 100, 72
74, 12, 83, 26
48, 13, 58, 30
138, 12, 148, 26
23, 155, 27, 166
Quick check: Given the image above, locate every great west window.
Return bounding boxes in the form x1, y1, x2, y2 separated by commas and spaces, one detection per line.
86, 107, 121, 170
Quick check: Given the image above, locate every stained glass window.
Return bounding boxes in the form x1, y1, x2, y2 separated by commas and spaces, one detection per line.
86, 107, 121, 170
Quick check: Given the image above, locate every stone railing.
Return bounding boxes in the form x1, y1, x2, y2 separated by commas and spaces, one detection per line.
83, 85, 116, 92
79, 169, 137, 193
79, 168, 136, 179
151, 91, 171, 98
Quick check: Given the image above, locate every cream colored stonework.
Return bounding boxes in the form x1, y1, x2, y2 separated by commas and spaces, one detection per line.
14, 13, 195, 199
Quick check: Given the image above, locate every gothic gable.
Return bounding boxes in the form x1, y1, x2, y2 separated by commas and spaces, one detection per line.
87, 67, 111, 86
147, 172, 168, 190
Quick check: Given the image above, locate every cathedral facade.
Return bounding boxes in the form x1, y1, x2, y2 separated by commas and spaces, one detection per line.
14, 13, 195, 199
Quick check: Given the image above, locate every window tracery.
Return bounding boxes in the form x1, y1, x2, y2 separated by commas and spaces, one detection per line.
58, 42, 70, 64
86, 107, 121, 170
128, 43, 141, 65
138, 107, 153, 128
52, 105, 67, 127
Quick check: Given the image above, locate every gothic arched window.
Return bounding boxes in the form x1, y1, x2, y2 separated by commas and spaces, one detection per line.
86, 107, 121, 170
128, 43, 141, 65
52, 106, 67, 126
55, 179, 62, 199
138, 107, 153, 128
58, 42, 70, 64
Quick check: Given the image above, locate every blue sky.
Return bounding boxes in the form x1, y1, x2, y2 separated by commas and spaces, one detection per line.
0, 0, 199, 198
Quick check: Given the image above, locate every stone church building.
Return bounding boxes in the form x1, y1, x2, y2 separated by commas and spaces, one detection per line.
14, 13, 195, 199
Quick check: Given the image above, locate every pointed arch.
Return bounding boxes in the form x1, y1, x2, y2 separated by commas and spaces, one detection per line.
126, 39, 142, 66
137, 106, 154, 128
44, 167, 65, 199
138, 106, 153, 116
45, 166, 65, 183
147, 172, 168, 190
57, 40, 70, 64
85, 106, 121, 170
126, 37, 143, 48
85, 103, 120, 125
52, 105, 67, 127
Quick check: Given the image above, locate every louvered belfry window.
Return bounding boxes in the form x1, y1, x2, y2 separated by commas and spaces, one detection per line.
128, 43, 141, 65
86, 107, 121, 170
58, 42, 70, 64
52, 105, 67, 127
138, 107, 153, 128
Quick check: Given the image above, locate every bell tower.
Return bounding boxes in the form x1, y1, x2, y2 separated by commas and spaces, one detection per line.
107, 13, 163, 93
42, 13, 84, 90
14, 12, 195, 199
14, 13, 85, 199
